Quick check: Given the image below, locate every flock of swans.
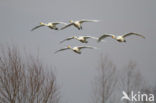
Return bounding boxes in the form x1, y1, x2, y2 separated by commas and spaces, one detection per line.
31, 19, 145, 54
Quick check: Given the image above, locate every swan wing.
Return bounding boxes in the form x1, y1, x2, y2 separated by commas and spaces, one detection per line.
78, 46, 96, 50
98, 34, 114, 42
54, 48, 70, 54
83, 36, 98, 40
31, 25, 44, 31
122, 32, 145, 39
60, 37, 74, 43
53, 22, 67, 25
60, 23, 74, 30
79, 19, 99, 23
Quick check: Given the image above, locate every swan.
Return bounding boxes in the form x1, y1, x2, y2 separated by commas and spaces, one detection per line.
55, 46, 96, 54
60, 19, 99, 30
60, 36, 98, 43
31, 22, 67, 31
98, 32, 145, 42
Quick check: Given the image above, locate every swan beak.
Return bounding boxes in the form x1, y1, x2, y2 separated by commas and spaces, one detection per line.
40, 22, 44, 25
67, 45, 71, 48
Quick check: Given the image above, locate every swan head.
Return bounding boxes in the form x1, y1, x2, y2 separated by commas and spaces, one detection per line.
72, 36, 77, 38
40, 22, 45, 25
67, 45, 71, 49
69, 20, 74, 23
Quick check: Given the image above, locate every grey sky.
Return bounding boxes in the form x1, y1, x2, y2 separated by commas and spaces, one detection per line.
0, 0, 156, 103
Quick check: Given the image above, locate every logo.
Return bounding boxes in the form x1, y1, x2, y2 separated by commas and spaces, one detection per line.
121, 91, 154, 102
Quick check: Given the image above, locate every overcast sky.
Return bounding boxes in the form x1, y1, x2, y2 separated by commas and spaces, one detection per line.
0, 0, 156, 103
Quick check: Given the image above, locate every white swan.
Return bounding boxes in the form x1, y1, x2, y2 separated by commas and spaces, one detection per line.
60, 36, 98, 43
55, 46, 96, 54
98, 32, 145, 42
31, 22, 67, 31
61, 19, 99, 30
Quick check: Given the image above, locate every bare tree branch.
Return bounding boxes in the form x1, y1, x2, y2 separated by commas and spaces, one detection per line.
92, 56, 117, 103
0, 47, 60, 103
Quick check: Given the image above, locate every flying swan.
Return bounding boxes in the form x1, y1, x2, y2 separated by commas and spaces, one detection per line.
31, 22, 67, 31
55, 46, 96, 54
60, 19, 99, 30
98, 32, 145, 42
60, 36, 98, 43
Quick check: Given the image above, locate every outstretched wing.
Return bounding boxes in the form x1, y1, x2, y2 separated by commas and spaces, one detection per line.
98, 34, 114, 42
60, 23, 74, 30
83, 36, 98, 40
122, 32, 145, 39
54, 48, 70, 54
78, 46, 96, 50
52, 22, 67, 25
31, 25, 44, 31
79, 19, 99, 24
60, 37, 74, 43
